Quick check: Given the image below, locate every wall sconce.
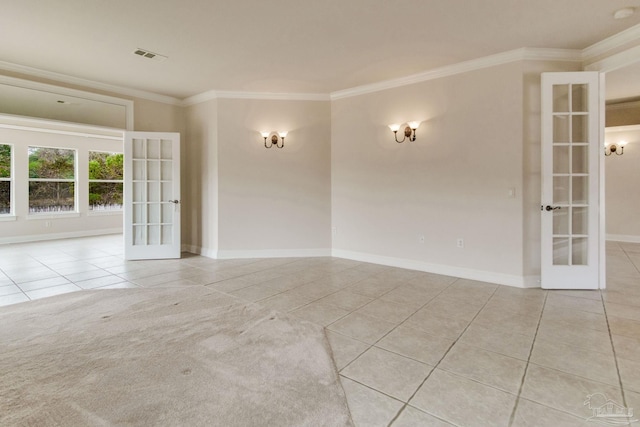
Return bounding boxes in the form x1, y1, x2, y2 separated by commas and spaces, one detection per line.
388, 121, 420, 143
261, 131, 288, 149
605, 141, 626, 156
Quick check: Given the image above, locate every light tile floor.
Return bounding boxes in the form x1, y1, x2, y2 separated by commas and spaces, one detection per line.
1, 235, 639, 426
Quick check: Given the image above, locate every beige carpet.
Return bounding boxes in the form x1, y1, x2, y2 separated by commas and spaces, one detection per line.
0, 287, 353, 426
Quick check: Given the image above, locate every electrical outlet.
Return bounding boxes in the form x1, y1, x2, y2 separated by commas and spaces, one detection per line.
419, 234, 425, 244
331, 227, 337, 238
457, 238, 464, 248
45, 220, 51, 228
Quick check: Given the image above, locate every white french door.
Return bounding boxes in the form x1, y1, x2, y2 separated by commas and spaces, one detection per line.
541, 72, 602, 289
124, 132, 181, 260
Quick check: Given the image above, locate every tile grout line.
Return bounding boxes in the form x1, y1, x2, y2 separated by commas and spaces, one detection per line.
507, 291, 548, 427
620, 246, 640, 276
386, 281, 501, 427
330, 276, 461, 426
338, 277, 459, 375
600, 290, 629, 410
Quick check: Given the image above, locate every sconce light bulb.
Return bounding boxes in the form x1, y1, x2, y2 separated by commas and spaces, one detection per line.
620, 140, 628, 147
260, 131, 270, 138
408, 121, 421, 130
388, 124, 401, 132
278, 131, 288, 138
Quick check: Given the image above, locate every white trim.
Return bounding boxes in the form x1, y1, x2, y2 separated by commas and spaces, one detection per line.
605, 124, 640, 135
0, 215, 16, 222
606, 234, 640, 243
0, 75, 135, 130
331, 249, 534, 288
0, 123, 123, 140
522, 48, 583, 62
217, 248, 332, 259
0, 228, 122, 245
182, 90, 329, 106
0, 113, 125, 138
585, 44, 640, 73
582, 23, 640, 62
0, 61, 181, 107
330, 48, 581, 100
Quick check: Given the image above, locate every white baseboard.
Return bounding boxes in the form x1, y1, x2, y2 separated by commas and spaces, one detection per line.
332, 249, 536, 288
0, 228, 123, 245
181, 245, 332, 260
181, 244, 217, 258
606, 234, 640, 243
217, 248, 332, 259
180, 244, 538, 288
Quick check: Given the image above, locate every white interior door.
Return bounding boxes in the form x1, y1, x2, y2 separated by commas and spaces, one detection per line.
124, 132, 180, 260
541, 72, 602, 289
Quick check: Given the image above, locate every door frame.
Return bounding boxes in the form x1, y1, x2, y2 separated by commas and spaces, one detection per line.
586, 47, 640, 289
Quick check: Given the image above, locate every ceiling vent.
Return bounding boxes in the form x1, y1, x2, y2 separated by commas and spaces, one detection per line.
133, 48, 168, 62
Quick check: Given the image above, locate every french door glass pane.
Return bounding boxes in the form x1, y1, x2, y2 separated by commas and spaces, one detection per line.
553, 116, 569, 142
572, 207, 588, 235
572, 146, 588, 174
553, 238, 570, 265
572, 176, 588, 204
553, 209, 568, 235
572, 238, 588, 265
572, 115, 588, 142
553, 176, 570, 205
553, 146, 569, 174
571, 84, 588, 112
553, 85, 569, 112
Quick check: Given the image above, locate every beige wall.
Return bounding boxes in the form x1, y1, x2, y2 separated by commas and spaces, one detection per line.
216, 98, 332, 255
331, 62, 528, 285
183, 100, 218, 255
605, 126, 640, 240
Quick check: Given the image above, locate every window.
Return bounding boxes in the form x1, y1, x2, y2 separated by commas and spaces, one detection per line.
89, 151, 123, 211
28, 147, 76, 213
0, 144, 10, 215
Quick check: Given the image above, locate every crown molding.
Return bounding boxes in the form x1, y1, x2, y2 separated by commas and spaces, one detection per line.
582, 23, 640, 62
0, 60, 182, 106
521, 47, 583, 62
605, 124, 640, 135
330, 48, 581, 100
584, 44, 640, 73
182, 90, 329, 106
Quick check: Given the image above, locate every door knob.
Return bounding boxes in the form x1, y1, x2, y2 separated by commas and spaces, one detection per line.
544, 205, 561, 211
168, 200, 180, 204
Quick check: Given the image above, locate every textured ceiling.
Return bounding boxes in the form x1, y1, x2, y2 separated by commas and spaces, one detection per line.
1, 0, 640, 99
